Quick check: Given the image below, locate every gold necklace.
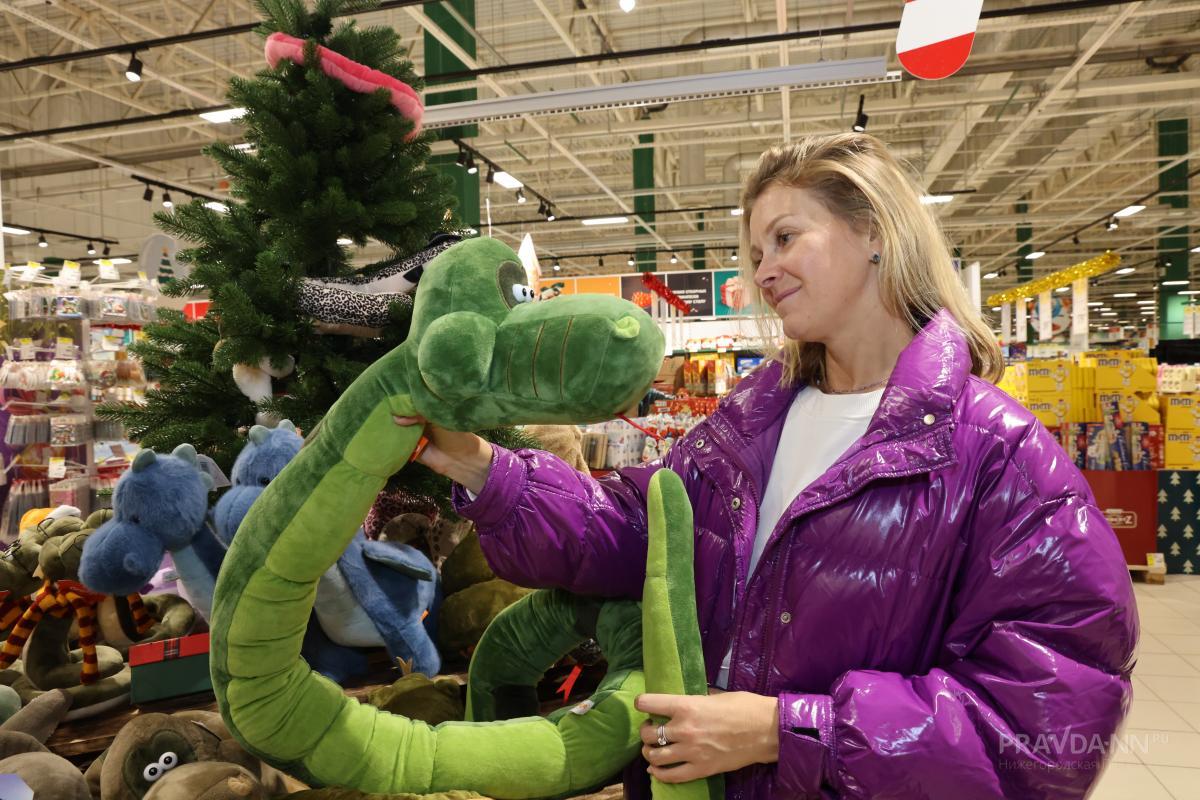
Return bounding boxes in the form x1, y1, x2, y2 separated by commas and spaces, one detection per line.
819, 376, 889, 394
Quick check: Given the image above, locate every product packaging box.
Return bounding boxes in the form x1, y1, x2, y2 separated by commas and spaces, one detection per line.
1096, 391, 1160, 425
1026, 359, 1075, 393
1086, 423, 1110, 470
1164, 430, 1200, 470
1062, 422, 1088, 470
1162, 393, 1200, 430
1127, 423, 1165, 470
129, 632, 211, 704
1095, 356, 1157, 392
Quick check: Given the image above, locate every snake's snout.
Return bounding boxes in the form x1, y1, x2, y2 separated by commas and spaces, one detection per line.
612, 315, 641, 340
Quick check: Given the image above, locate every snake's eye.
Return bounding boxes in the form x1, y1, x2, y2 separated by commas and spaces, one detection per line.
143, 764, 163, 782
158, 752, 179, 770
511, 284, 535, 304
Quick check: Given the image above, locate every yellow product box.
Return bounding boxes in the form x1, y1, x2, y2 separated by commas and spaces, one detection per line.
1165, 430, 1200, 469
1096, 391, 1160, 425
1076, 364, 1095, 393
1162, 393, 1200, 430
1094, 356, 1157, 392
1026, 359, 1075, 393
1026, 392, 1074, 428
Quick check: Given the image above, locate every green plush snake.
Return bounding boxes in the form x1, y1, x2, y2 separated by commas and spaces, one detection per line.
211, 237, 680, 796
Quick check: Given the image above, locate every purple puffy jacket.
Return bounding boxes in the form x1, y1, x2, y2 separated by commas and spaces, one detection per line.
453, 309, 1137, 799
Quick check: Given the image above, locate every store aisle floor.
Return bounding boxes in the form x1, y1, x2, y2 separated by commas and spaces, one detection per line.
1091, 575, 1200, 800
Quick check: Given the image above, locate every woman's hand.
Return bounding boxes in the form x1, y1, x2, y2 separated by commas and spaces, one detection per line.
392, 415, 494, 495
636, 690, 780, 783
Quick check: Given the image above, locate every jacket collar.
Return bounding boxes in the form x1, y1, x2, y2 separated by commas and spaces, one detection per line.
704, 309, 970, 481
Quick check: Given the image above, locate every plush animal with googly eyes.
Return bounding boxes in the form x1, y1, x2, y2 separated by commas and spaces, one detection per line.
84, 710, 305, 800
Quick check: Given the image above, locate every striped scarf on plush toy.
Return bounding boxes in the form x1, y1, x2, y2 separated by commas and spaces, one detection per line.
0, 590, 31, 630
0, 580, 110, 685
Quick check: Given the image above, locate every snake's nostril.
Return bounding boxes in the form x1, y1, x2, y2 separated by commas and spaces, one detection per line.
612, 316, 640, 340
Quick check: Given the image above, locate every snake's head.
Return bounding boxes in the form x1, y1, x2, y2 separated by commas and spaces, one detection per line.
409, 238, 665, 429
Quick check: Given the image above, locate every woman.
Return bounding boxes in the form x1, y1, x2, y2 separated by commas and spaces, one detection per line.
399, 133, 1137, 799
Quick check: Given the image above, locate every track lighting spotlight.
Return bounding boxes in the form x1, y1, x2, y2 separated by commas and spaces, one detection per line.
486, 166, 495, 184
142, 184, 154, 202
516, 188, 527, 204
162, 191, 173, 209
853, 94, 868, 132
37, 234, 47, 248
599, 257, 604, 268
537, 200, 547, 216
102, 244, 111, 257
465, 154, 478, 175
553, 262, 561, 272
545, 205, 556, 222
1072, 234, 1081, 246
627, 255, 635, 267
86, 241, 96, 255
456, 149, 467, 168
1107, 217, 1119, 231
731, 252, 738, 262
670, 254, 678, 264
125, 52, 143, 83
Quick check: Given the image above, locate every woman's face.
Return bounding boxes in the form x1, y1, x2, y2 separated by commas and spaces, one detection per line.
748, 184, 881, 344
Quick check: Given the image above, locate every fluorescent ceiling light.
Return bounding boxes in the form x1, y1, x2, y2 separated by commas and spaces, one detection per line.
204, 201, 229, 213
982, 272, 998, 280
1026, 251, 1045, 260
619, 0, 635, 11
1179, 290, 1200, 296
581, 216, 629, 226
920, 195, 954, 205
1087, 302, 1103, 307
730, 208, 744, 217
423, 58, 899, 129
1100, 306, 1112, 311
493, 172, 523, 190
1141, 310, 1155, 314
336, 237, 354, 245
1055, 286, 1069, 293
1113, 292, 1137, 298
1192, 246, 1200, 254
1100, 312, 1117, 316
1137, 300, 1155, 305
92, 258, 132, 265
1114, 205, 1145, 218
1115, 267, 1135, 275
1162, 280, 1190, 286
990, 306, 1001, 311
199, 107, 247, 124
1, 225, 31, 235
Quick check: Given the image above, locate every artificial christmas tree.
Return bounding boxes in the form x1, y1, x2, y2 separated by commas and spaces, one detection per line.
102, 0, 456, 472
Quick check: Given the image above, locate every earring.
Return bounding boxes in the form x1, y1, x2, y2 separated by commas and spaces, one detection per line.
870, 253, 881, 264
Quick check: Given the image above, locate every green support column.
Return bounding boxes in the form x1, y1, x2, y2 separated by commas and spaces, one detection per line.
634, 134, 656, 272
424, 0, 479, 228
1158, 119, 1189, 340
1016, 200, 1033, 282
692, 213, 705, 269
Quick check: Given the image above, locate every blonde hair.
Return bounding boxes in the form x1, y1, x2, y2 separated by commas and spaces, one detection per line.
738, 133, 1003, 386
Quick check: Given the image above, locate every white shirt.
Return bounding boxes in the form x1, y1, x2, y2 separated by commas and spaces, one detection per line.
715, 385, 884, 689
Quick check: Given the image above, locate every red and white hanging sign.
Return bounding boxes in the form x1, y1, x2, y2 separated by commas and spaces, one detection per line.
896, 0, 984, 81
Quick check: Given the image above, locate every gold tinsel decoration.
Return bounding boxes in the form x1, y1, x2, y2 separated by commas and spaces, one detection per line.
986, 252, 1121, 306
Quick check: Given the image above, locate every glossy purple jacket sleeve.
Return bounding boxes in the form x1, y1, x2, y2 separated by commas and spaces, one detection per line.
452, 445, 683, 598
771, 493, 1136, 799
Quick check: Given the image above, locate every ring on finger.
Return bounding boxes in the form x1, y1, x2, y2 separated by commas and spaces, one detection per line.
656, 722, 670, 747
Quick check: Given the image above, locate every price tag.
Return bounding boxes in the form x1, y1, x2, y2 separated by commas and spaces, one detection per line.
21, 262, 40, 281
98, 260, 119, 280
54, 337, 75, 359
59, 260, 81, 286
48, 457, 67, 479
137, 270, 149, 284
18, 338, 36, 360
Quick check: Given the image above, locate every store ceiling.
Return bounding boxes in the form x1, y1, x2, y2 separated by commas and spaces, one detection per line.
0, 0, 1197, 326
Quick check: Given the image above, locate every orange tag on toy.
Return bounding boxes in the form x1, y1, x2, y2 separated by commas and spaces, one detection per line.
410, 435, 430, 463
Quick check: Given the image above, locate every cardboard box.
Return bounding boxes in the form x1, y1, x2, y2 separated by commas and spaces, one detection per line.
1095, 356, 1157, 392
1086, 423, 1110, 470
1027, 394, 1072, 429
1026, 359, 1074, 393
1162, 393, 1200, 430
1096, 391, 1160, 425
1127, 423, 1164, 470
1063, 422, 1088, 469
129, 633, 211, 704
1164, 430, 1200, 470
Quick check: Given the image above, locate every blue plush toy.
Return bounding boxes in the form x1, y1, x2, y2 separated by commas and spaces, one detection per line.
81, 422, 442, 682
79, 444, 225, 619
212, 421, 442, 680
